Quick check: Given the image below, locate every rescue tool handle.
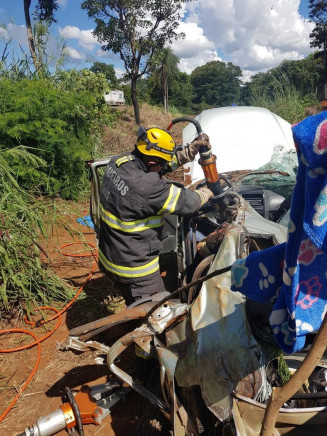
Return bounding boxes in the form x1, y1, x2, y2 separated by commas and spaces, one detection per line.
197, 174, 233, 204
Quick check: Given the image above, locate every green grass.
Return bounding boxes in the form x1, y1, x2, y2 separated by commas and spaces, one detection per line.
0, 145, 78, 317
249, 74, 319, 124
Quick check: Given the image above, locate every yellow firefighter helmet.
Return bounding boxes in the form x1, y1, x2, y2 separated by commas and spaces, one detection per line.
136, 126, 176, 162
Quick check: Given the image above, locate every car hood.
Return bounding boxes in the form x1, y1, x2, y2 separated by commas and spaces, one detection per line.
182, 106, 295, 185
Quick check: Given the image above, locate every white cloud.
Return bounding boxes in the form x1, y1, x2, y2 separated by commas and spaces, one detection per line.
63, 46, 86, 60
172, 22, 216, 58
115, 68, 125, 79
181, 0, 314, 74
4, 23, 28, 47
0, 27, 8, 40
178, 50, 221, 74
58, 0, 68, 7
60, 26, 99, 50
170, 21, 221, 73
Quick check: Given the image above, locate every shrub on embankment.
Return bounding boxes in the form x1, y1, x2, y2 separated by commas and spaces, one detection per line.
0, 70, 116, 315
0, 145, 76, 315
0, 70, 115, 200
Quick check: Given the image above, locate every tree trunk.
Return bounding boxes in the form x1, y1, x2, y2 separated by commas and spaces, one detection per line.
23, 0, 41, 75
260, 312, 327, 436
162, 66, 168, 115
131, 76, 140, 126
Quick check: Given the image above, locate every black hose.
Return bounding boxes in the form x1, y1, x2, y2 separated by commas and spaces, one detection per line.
167, 117, 212, 156
65, 386, 84, 436
167, 117, 202, 134
145, 264, 232, 320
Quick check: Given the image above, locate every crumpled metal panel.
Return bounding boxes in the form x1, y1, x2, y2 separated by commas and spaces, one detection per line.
155, 338, 199, 436
59, 336, 110, 353
148, 302, 189, 334
243, 201, 287, 244
173, 223, 270, 422
107, 325, 171, 416
233, 393, 327, 436
166, 317, 200, 388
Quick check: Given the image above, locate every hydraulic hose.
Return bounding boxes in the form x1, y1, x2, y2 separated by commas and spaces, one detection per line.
167, 116, 202, 136
167, 117, 221, 195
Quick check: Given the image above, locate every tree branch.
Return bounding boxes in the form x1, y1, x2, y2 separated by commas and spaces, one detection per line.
260, 313, 327, 436
23, 0, 41, 74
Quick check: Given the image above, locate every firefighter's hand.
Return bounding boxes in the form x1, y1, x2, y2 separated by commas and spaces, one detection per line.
195, 185, 214, 206
189, 133, 211, 158
175, 133, 211, 166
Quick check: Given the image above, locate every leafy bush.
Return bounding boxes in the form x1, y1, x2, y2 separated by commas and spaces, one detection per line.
0, 145, 74, 315
0, 70, 114, 199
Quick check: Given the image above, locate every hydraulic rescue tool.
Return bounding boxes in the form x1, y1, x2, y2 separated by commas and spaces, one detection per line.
167, 117, 235, 219
167, 117, 223, 196
19, 382, 130, 436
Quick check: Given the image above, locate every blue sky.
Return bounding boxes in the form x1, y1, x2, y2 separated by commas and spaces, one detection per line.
0, 0, 314, 80
299, 0, 310, 17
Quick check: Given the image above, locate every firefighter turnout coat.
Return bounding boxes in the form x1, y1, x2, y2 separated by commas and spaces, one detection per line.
99, 151, 202, 283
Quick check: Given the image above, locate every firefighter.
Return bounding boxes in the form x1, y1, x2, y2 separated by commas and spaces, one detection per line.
99, 126, 213, 304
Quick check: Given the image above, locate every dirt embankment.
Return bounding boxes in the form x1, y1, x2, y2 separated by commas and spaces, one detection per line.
100, 103, 186, 156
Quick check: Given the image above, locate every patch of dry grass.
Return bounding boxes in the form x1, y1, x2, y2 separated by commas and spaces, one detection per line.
99, 103, 192, 157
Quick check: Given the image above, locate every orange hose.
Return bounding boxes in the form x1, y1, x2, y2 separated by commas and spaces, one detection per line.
24, 242, 98, 327
61, 241, 97, 258
0, 329, 41, 422
1, 307, 61, 352
0, 241, 97, 423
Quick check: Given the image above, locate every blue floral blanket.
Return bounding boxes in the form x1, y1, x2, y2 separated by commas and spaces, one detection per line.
231, 111, 327, 353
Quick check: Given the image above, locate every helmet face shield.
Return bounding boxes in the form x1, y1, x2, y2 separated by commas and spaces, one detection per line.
136, 127, 176, 162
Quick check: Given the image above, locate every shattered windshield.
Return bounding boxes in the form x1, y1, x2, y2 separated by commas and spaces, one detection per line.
234, 145, 298, 198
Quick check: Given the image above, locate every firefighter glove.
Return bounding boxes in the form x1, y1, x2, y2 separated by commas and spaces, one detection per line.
176, 133, 211, 166
189, 133, 211, 158
195, 185, 214, 206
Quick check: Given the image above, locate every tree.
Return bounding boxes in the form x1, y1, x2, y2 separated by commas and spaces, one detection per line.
90, 61, 118, 87
81, 0, 189, 125
190, 61, 242, 108
309, 0, 327, 98
149, 48, 180, 113
241, 55, 322, 105
170, 71, 194, 113
279, 57, 321, 97
148, 49, 194, 113
23, 0, 59, 74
